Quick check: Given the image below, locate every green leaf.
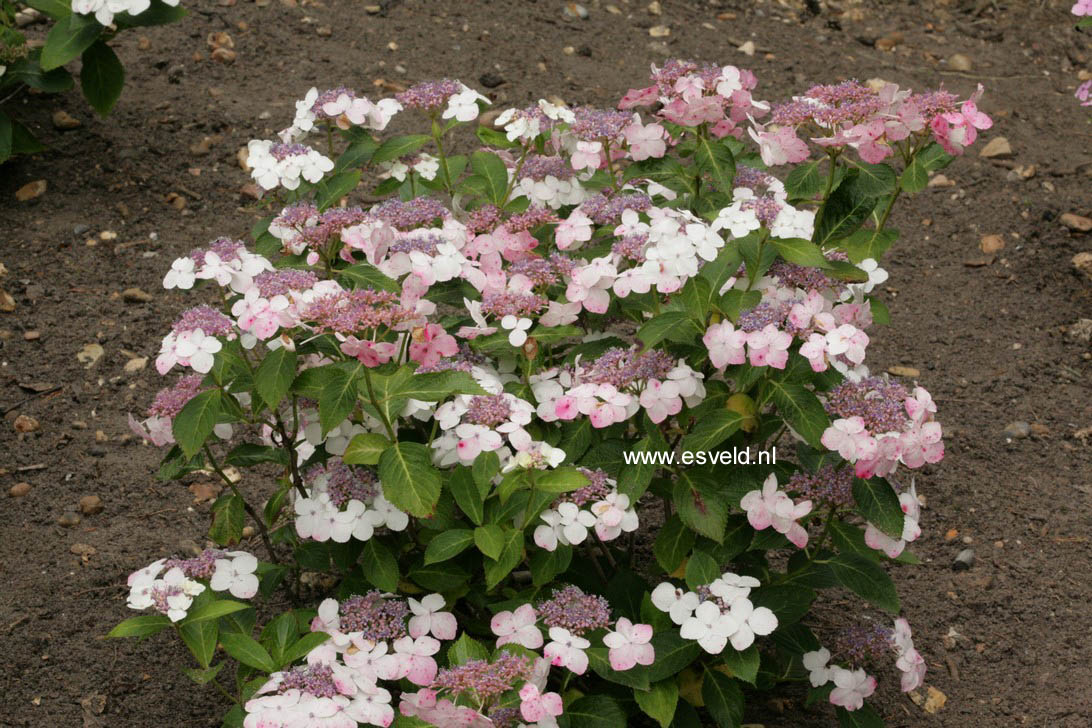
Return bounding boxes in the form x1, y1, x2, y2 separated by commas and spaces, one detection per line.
40, 13, 101, 71
853, 477, 905, 539
338, 263, 401, 293
378, 442, 442, 517
361, 539, 400, 592
638, 312, 699, 348
719, 645, 759, 685
766, 381, 829, 449
784, 160, 824, 200
282, 631, 331, 665
5, 52, 75, 93
343, 433, 390, 466
182, 663, 225, 685
535, 467, 589, 494
447, 633, 490, 665
694, 136, 736, 194
635, 679, 679, 728
183, 600, 250, 625
316, 169, 361, 211
718, 289, 762, 323
261, 613, 297, 666
224, 444, 289, 468
473, 525, 506, 560
826, 259, 869, 282
372, 134, 431, 164
107, 614, 172, 638
209, 494, 245, 546
527, 324, 581, 345
472, 451, 499, 494
654, 515, 696, 573
0, 113, 14, 165
679, 410, 743, 453
26, 0, 72, 20
646, 631, 702, 682
179, 619, 218, 668
836, 704, 885, 728
336, 137, 379, 171
828, 553, 900, 613
842, 228, 897, 264
255, 347, 297, 409
700, 244, 744, 294
424, 529, 474, 564
469, 150, 510, 205
673, 471, 728, 542
702, 669, 744, 728
220, 633, 277, 673
618, 436, 656, 501
814, 178, 876, 247
172, 389, 223, 458
845, 161, 897, 197
869, 296, 890, 325
391, 370, 487, 401
684, 550, 720, 590
751, 585, 816, 626
565, 696, 627, 728
483, 529, 523, 589
772, 237, 831, 268
449, 467, 485, 525
475, 124, 519, 148
318, 363, 361, 436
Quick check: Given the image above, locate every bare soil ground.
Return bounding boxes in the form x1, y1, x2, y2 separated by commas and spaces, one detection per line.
2, 0, 1091, 726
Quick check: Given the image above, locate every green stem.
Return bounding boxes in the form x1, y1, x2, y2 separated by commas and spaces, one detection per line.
433, 130, 454, 193
362, 367, 397, 441
500, 144, 532, 207
203, 445, 279, 565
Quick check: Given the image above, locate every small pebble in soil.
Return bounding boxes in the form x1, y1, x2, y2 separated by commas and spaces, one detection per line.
57, 512, 82, 527
1003, 421, 1030, 440
79, 495, 104, 515
122, 287, 153, 303
952, 548, 976, 571
52, 111, 82, 130
9, 482, 31, 497
14, 415, 40, 433
89, 446, 106, 457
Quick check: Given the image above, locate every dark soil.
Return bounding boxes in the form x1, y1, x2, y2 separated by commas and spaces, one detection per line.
2, 0, 1091, 726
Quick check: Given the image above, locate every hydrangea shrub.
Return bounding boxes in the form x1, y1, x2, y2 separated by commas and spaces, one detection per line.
0, 0, 186, 161
110, 60, 992, 728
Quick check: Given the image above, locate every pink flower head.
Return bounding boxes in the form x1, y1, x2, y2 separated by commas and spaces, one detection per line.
409, 323, 458, 368
930, 85, 992, 155
638, 378, 683, 424
543, 627, 590, 675
340, 336, 397, 367
703, 321, 748, 369
799, 333, 829, 372
571, 141, 604, 172
623, 120, 667, 161
746, 324, 792, 369
602, 618, 655, 671
740, 473, 812, 549
821, 417, 878, 462
618, 85, 660, 109
389, 635, 441, 686
828, 666, 877, 712
556, 210, 594, 251
408, 593, 457, 641
491, 604, 544, 649
748, 124, 809, 166
518, 683, 563, 723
